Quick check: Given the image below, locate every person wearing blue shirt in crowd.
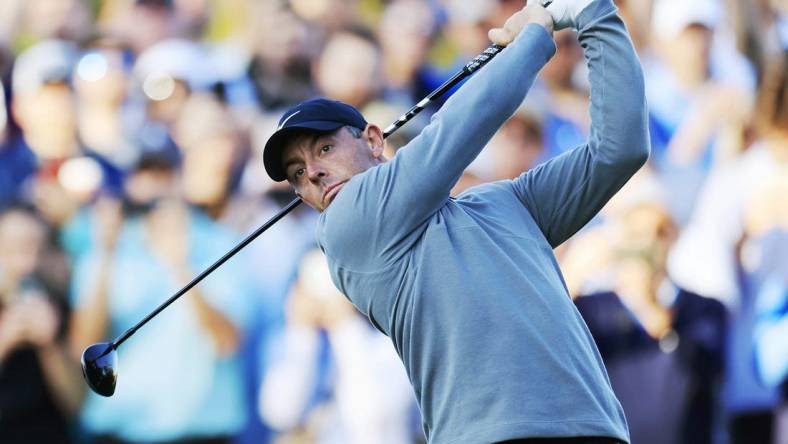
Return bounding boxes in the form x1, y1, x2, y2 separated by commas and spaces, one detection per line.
573, 197, 727, 444
261, 0, 649, 442
751, 229, 788, 444
69, 153, 253, 444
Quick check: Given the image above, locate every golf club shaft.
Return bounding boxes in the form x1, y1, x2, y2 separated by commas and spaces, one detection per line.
112, 197, 301, 348
109, 38, 513, 350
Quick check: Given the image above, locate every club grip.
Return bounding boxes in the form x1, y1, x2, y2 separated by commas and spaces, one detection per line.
464, 44, 505, 74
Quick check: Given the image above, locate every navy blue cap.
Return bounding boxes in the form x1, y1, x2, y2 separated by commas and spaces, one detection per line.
263, 98, 368, 182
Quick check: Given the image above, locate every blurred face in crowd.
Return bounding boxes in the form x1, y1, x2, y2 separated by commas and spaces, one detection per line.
124, 162, 178, 211
251, 4, 314, 66
441, 0, 497, 54
181, 133, 237, 207
379, 0, 434, 85
127, 0, 175, 52
14, 83, 78, 160
676, 24, 714, 63
282, 125, 385, 212
612, 202, 677, 300
174, 94, 241, 207
314, 32, 381, 108
614, 203, 677, 274
660, 24, 713, 87
74, 47, 129, 155
0, 210, 46, 285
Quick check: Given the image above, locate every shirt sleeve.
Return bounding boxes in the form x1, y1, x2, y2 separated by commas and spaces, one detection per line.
258, 324, 322, 430
753, 277, 788, 388
511, 0, 650, 248
320, 24, 556, 267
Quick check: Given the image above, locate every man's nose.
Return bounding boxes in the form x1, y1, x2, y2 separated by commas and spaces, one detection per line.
306, 163, 327, 182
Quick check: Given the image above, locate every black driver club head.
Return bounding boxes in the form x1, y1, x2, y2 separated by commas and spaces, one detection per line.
81, 342, 118, 397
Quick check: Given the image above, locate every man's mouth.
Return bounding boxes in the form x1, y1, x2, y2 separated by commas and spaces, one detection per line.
323, 181, 346, 205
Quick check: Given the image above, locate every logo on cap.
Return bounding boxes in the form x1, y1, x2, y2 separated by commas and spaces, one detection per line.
278, 110, 301, 130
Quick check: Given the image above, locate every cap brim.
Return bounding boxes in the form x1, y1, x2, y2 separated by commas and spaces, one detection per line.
263, 121, 345, 182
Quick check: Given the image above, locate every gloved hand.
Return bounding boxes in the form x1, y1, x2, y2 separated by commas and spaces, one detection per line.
542, 0, 595, 31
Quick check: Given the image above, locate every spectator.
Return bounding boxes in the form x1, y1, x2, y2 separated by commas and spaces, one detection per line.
12, 39, 122, 226
99, 0, 180, 54
0, 205, 82, 444
173, 92, 247, 221
646, 0, 755, 222
312, 28, 382, 110
12, 39, 80, 162
247, 2, 317, 110
73, 40, 137, 172
573, 174, 727, 444
260, 249, 418, 444
746, 49, 788, 444
728, 0, 788, 78
377, 0, 437, 107
668, 49, 788, 444
69, 153, 253, 444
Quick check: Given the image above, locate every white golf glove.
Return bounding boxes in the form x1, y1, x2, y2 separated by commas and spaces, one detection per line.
541, 0, 595, 31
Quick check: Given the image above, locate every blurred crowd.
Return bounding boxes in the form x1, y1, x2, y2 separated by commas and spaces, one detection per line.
0, 0, 785, 443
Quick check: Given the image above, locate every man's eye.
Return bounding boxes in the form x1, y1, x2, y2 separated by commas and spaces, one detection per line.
294, 168, 305, 178
321, 145, 333, 153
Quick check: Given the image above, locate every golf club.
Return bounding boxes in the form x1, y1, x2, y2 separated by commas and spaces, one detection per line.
80, 26, 534, 396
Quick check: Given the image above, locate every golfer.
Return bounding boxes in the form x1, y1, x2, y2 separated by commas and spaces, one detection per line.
263, 0, 647, 442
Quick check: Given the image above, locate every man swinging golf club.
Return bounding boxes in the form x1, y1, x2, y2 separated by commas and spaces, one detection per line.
263, 0, 648, 442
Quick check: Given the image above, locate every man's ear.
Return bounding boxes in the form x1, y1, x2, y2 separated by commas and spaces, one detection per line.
363, 124, 385, 159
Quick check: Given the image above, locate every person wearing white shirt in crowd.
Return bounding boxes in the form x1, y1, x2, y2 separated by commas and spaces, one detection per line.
259, 249, 417, 444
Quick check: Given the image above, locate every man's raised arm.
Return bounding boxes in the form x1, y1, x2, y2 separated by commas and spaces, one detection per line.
513, 0, 650, 247
349, 5, 556, 237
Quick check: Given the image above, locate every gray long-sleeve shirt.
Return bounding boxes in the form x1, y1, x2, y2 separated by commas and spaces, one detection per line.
316, 1, 649, 442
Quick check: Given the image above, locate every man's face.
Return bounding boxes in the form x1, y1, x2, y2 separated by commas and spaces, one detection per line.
282, 125, 384, 212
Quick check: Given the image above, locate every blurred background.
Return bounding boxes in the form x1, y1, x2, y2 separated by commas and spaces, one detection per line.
0, 0, 785, 443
